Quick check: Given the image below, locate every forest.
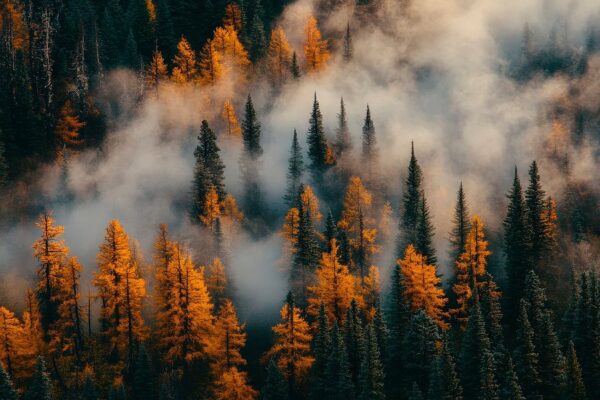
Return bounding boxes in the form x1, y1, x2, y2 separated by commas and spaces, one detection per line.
1, 0, 600, 398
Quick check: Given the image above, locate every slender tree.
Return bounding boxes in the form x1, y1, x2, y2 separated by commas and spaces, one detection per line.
284, 130, 304, 207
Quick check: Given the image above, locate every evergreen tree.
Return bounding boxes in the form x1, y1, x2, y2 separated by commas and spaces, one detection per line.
503, 167, 531, 327
415, 192, 437, 265
290, 51, 300, 79
108, 385, 127, 400
0, 362, 18, 400
324, 211, 338, 251
81, 372, 98, 400
284, 130, 304, 207
398, 142, 422, 255
525, 161, 546, 270
133, 345, 156, 400
408, 382, 423, 400
195, 120, 226, 200
565, 341, 587, 400
479, 351, 500, 400
427, 338, 463, 400
449, 183, 470, 263
402, 310, 440, 393
357, 324, 385, 400
324, 321, 355, 399
122, 29, 141, 69
386, 263, 410, 397
536, 312, 566, 399
155, 0, 176, 60
307, 94, 330, 183
344, 299, 366, 385
372, 300, 389, 364
190, 151, 213, 224
263, 359, 289, 400
25, 356, 52, 400
513, 300, 540, 399
343, 23, 352, 62
480, 273, 505, 363
0, 133, 8, 188
310, 303, 330, 400
361, 105, 380, 194
247, 6, 267, 61
242, 95, 263, 158
334, 98, 352, 158
291, 196, 320, 304
500, 356, 524, 400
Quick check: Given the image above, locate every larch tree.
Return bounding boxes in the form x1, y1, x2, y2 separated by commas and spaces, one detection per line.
303, 16, 329, 73
33, 211, 69, 338
171, 36, 197, 83
399, 245, 448, 329
223, 3, 243, 32
213, 367, 257, 400
264, 293, 314, 397
0, 307, 34, 382
267, 26, 292, 84
145, 49, 168, 96
94, 220, 146, 368
451, 215, 491, 329
338, 176, 379, 279
284, 130, 304, 208
198, 40, 223, 85
207, 299, 247, 377
55, 101, 85, 148
211, 25, 250, 78
308, 239, 358, 325
398, 142, 423, 256
200, 186, 222, 227
222, 100, 241, 137
206, 258, 227, 309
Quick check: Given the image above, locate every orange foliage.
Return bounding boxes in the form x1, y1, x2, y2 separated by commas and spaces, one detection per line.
222, 100, 242, 137
213, 367, 257, 400
303, 16, 329, 73
172, 37, 198, 84
55, 101, 85, 147
223, 3, 243, 32
267, 26, 292, 84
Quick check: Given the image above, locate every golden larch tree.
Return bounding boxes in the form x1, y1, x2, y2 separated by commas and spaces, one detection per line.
33, 211, 69, 337
303, 16, 329, 73
281, 207, 300, 255
94, 220, 146, 367
207, 299, 246, 376
0, 307, 35, 381
338, 176, 379, 279
361, 265, 380, 321
213, 367, 257, 400
201, 186, 222, 227
206, 257, 227, 308
308, 239, 358, 325
451, 215, 491, 329
264, 294, 314, 388
198, 40, 223, 85
145, 50, 168, 94
267, 26, 292, 84
171, 36, 198, 84
400, 245, 448, 329
145, 0, 156, 22
222, 3, 243, 32
55, 101, 85, 147
212, 25, 250, 73
22, 289, 43, 355
300, 185, 322, 224
222, 100, 242, 137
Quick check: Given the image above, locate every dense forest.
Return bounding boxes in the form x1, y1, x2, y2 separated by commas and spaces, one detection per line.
1, 0, 600, 399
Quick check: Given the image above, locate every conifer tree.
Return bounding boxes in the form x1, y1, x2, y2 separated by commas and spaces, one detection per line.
306, 94, 331, 183
133, 345, 157, 400
479, 351, 500, 400
0, 362, 18, 400
334, 98, 352, 158
155, 0, 176, 59
399, 245, 448, 329
213, 367, 257, 399
206, 258, 227, 308
212, 25, 251, 78
264, 293, 313, 396
241, 95, 263, 158
525, 161, 546, 270
503, 167, 531, 329
81, 370, 98, 400
198, 41, 223, 84
565, 341, 587, 400
145, 49, 168, 96
94, 220, 146, 367
344, 299, 366, 385
247, 7, 266, 61
372, 300, 388, 363
452, 215, 491, 329
267, 26, 292, 84
25, 356, 52, 400
263, 359, 289, 400
324, 321, 355, 398
0, 135, 8, 188
357, 324, 385, 400
55, 101, 85, 148
195, 120, 226, 200
171, 36, 197, 83
290, 51, 300, 79
398, 142, 422, 255
309, 303, 330, 400
386, 263, 410, 397
536, 312, 567, 399
284, 130, 304, 208
338, 176, 378, 279
222, 100, 242, 137
343, 23, 352, 62
303, 16, 329, 73
223, 3, 243, 32
513, 300, 540, 399
122, 30, 141, 69
480, 273, 505, 363
449, 183, 470, 263
361, 105, 380, 194
208, 299, 247, 376
324, 211, 338, 251
500, 356, 524, 400
427, 338, 463, 400
402, 310, 439, 394
308, 240, 357, 325
0, 307, 33, 381
415, 192, 437, 265
408, 382, 423, 400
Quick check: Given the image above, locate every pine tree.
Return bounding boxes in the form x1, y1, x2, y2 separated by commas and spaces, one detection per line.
303, 16, 329, 73
171, 36, 197, 83
309, 303, 330, 400
386, 264, 410, 397
398, 142, 423, 255
480, 273, 505, 363
263, 359, 289, 400
503, 167, 531, 330
525, 161, 546, 270
449, 183, 470, 263
427, 338, 463, 400
344, 299, 366, 385
357, 324, 385, 400
513, 300, 540, 399
133, 345, 157, 400
343, 23, 352, 62
242, 95, 263, 158
122, 29, 141, 69
267, 26, 292, 84
324, 321, 355, 399
308, 240, 357, 325
338, 176, 378, 279
565, 341, 587, 400
415, 192, 437, 265
284, 130, 304, 208
500, 356, 524, 400
399, 245, 448, 329
334, 98, 352, 158
0, 362, 18, 400
290, 51, 300, 79
264, 293, 313, 396
402, 310, 440, 393
361, 105, 380, 194
197, 120, 226, 200
306, 94, 330, 183
25, 356, 52, 400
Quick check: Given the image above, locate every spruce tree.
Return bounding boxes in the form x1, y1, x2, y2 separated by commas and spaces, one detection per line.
0, 362, 18, 400
324, 321, 355, 399
386, 264, 410, 397
108, 385, 127, 400
324, 211, 338, 251
479, 351, 500, 400
361, 105, 377, 165
195, 120, 226, 200
566, 341, 587, 400
334, 98, 352, 158
122, 29, 141, 69
525, 161, 546, 270
310, 303, 330, 400
513, 300, 540, 399
344, 299, 366, 385
449, 183, 470, 262
242, 95, 263, 158
343, 23, 352, 62
155, 0, 177, 60
480, 273, 505, 363
500, 356, 524, 400
284, 130, 304, 208
25, 357, 52, 400
291, 51, 300, 79
372, 300, 389, 363
357, 324, 385, 400
398, 142, 422, 256
503, 167, 531, 330
402, 310, 440, 393
248, 10, 267, 61
306, 94, 329, 183
427, 338, 463, 400
537, 312, 567, 399
291, 199, 320, 304
263, 359, 289, 400
134, 345, 156, 400
415, 192, 437, 265
190, 151, 212, 224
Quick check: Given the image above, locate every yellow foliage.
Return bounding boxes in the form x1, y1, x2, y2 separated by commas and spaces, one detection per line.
303, 16, 329, 73
145, 0, 156, 22
23, 289, 43, 354
201, 186, 222, 227
300, 185, 322, 224
361, 265, 380, 320
308, 239, 358, 325
207, 299, 246, 376
265, 300, 314, 382
0, 1, 28, 50
213, 367, 257, 400
451, 215, 491, 329
206, 258, 227, 307
221, 194, 244, 223
0, 307, 35, 381
282, 207, 300, 254
55, 101, 85, 147
198, 40, 223, 85
223, 3, 243, 32
222, 100, 242, 137
146, 50, 168, 92
172, 36, 198, 84
400, 245, 449, 329
267, 26, 292, 84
